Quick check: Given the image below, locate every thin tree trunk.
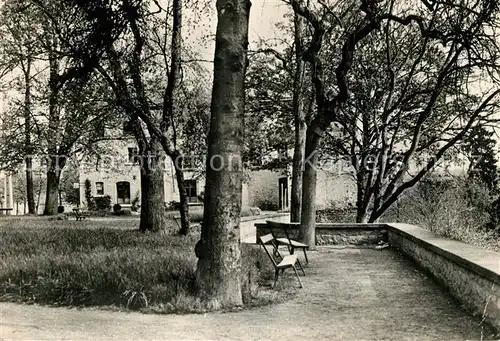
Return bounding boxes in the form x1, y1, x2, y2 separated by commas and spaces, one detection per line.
36, 171, 42, 214
195, 0, 250, 308
355, 176, 369, 223
162, 0, 190, 234
24, 59, 35, 214
290, 7, 306, 223
139, 138, 166, 232
25, 157, 35, 214
43, 156, 66, 215
298, 124, 322, 249
173, 162, 190, 235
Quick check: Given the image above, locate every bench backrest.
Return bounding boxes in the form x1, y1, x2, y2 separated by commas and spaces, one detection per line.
267, 220, 298, 242
258, 234, 279, 267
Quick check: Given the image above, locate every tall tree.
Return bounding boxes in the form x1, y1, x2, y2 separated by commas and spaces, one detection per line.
0, 0, 128, 215
290, 3, 307, 222
291, 0, 500, 244
245, 53, 294, 169
195, 0, 251, 306
0, 0, 42, 213
247, 17, 312, 218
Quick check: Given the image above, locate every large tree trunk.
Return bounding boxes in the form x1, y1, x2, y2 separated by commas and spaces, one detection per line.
43, 155, 66, 215
195, 0, 250, 308
290, 7, 306, 223
24, 59, 35, 214
139, 139, 166, 233
44, 44, 62, 216
298, 125, 322, 249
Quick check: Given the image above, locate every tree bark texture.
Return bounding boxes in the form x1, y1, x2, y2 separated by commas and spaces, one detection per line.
290, 7, 306, 223
24, 58, 35, 214
44, 46, 63, 216
195, 0, 250, 308
43, 155, 65, 215
139, 137, 166, 232
298, 124, 321, 249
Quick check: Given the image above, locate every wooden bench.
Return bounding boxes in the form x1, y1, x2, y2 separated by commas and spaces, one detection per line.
259, 234, 304, 288
267, 220, 309, 264
0, 208, 13, 216
73, 208, 89, 221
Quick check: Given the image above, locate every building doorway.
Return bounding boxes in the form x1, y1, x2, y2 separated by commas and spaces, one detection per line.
185, 180, 198, 203
278, 177, 288, 211
116, 182, 131, 204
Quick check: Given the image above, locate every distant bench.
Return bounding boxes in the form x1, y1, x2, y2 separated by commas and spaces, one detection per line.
0, 208, 13, 215
73, 208, 89, 221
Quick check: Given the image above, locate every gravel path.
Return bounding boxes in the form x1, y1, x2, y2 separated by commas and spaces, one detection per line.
1, 248, 495, 341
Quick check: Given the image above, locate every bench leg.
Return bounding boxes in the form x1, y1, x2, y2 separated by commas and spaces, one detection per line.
273, 269, 280, 288
303, 248, 309, 265
297, 259, 306, 276
293, 266, 303, 288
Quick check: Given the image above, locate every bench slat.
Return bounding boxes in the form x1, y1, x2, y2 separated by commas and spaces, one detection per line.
277, 254, 298, 268
276, 238, 308, 248
259, 234, 274, 245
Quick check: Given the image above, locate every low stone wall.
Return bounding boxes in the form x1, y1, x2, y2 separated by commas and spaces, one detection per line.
387, 223, 500, 333
239, 213, 289, 241
254, 220, 500, 332
255, 222, 387, 246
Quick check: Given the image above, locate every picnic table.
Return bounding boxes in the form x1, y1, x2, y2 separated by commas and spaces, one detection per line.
0, 208, 13, 215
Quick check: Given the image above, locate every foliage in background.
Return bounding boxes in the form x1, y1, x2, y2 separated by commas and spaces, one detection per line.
383, 176, 500, 252
461, 126, 499, 194
94, 195, 111, 211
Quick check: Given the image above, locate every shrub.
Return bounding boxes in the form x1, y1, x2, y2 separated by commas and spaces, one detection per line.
113, 209, 132, 216
113, 204, 122, 213
382, 176, 500, 252
256, 199, 278, 211
317, 201, 357, 223
94, 195, 111, 211
57, 206, 65, 214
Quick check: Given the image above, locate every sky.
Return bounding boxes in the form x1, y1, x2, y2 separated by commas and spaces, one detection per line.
182, 0, 290, 64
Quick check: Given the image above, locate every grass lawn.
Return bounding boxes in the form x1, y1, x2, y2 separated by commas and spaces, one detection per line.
0, 217, 288, 313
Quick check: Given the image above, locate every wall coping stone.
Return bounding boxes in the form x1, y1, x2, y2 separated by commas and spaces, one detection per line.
386, 223, 500, 286
264, 221, 387, 229
240, 213, 288, 223
257, 221, 499, 285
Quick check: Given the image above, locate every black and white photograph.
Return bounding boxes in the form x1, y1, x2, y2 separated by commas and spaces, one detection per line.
0, 0, 499, 339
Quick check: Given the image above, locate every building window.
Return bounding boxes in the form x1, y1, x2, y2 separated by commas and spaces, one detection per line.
185, 180, 197, 203
117, 182, 131, 204
96, 182, 104, 195
128, 147, 139, 164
